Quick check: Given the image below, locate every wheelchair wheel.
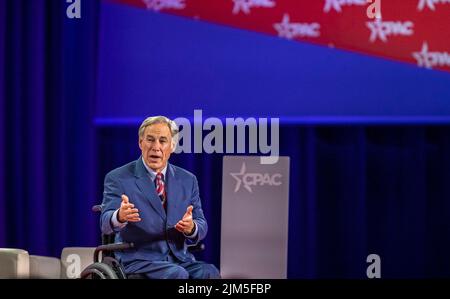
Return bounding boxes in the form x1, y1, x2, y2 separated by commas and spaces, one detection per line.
80, 262, 118, 279
102, 256, 127, 279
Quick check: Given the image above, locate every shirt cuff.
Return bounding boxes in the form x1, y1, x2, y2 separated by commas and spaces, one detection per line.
184, 220, 198, 239
111, 209, 127, 230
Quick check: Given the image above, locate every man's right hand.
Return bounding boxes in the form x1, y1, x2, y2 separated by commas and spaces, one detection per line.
118, 194, 141, 223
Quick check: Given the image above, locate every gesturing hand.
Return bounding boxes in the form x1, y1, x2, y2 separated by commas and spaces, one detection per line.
118, 194, 141, 223
175, 205, 195, 235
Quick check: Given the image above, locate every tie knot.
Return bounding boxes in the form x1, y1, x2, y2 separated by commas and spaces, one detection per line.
156, 172, 164, 180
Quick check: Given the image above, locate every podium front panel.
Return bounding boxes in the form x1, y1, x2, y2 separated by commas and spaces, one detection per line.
220, 156, 290, 278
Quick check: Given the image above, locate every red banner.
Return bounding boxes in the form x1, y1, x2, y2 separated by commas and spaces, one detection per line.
107, 0, 450, 72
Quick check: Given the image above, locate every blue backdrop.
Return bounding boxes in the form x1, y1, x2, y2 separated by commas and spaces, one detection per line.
96, 3, 450, 122
1, 0, 450, 278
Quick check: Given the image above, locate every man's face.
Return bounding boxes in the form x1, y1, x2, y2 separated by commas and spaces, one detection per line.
139, 123, 173, 172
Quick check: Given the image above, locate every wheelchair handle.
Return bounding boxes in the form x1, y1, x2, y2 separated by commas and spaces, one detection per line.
94, 242, 134, 263
92, 205, 103, 213
187, 243, 205, 253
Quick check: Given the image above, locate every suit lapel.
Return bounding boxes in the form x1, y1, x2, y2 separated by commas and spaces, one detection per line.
166, 164, 182, 224
134, 158, 166, 221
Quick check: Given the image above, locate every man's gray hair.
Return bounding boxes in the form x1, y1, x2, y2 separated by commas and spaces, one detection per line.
138, 116, 179, 147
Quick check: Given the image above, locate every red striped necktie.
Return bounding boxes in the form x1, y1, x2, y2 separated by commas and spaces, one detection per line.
155, 172, 167, 209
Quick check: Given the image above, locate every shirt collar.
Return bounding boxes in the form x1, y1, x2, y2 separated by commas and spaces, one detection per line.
141, 157, 168, 181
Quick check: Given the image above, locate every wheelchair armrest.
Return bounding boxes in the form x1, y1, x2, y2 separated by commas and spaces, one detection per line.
187, 243, 205, 253
94, 242, 134, 263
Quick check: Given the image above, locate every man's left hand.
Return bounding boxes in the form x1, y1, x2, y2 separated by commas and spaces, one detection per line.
175, 205, 195, 235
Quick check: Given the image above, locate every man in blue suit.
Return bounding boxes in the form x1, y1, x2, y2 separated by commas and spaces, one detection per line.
100, 116, 220, 279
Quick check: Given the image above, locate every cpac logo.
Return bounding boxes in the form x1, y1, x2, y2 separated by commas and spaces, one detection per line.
366, 19, 414, 43
417, 0, 450, 11
232, 0, 275, 15
412, 42, 450, 69
230, 163, 282, 193
142, 0, 186, 11
324, 0, 366, 13
274, 14, 321, 39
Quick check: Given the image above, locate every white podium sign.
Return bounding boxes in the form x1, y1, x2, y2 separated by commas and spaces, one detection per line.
220, 156, 290, 278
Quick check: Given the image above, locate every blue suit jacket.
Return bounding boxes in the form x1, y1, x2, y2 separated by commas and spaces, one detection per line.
100, 157, 208, 273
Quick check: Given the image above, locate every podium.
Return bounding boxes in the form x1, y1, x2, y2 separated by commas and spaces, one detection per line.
220, 156, 290, 278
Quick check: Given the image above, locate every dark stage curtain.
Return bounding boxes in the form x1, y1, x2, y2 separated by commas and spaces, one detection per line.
0, 0, 100, 257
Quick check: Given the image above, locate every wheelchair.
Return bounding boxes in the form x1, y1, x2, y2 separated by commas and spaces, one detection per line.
80, 205, 205, 279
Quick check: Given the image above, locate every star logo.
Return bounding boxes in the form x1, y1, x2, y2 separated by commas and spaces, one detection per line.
231, 0, 276, 15
417, 0, 450, 11
142, 0, 186, 11
413, 42, 432, 68
412, 42, 450, 69
230, 163, 252, 192
366, 19, 414, 43
323, 0, 366, 13
273, 14, 320, 39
